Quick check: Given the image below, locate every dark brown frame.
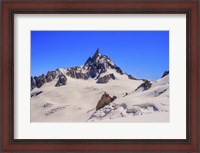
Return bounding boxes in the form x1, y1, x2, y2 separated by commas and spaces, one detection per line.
0, 0, 199, 152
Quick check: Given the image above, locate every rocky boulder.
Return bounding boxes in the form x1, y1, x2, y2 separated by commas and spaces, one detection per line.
55, 75, 67, 87
161, 71, 169, 78
135, 80, 152, 91
96, 73, 115, 84
96, 92, 117, 110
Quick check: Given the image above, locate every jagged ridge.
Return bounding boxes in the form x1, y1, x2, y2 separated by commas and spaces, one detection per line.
31, 49, 137, 90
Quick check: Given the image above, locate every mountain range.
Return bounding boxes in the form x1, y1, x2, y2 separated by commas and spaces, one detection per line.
31, 49, 169, 122
31, 49, 137, 90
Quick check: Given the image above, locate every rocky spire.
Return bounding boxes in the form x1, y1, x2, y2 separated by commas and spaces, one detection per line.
92, 48, 101, 61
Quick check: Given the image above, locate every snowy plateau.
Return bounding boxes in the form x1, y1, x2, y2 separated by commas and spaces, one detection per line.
31, 49, 169, 122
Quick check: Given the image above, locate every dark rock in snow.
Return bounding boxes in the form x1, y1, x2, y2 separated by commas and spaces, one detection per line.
75, 73, 89, 80
96, 73, 115, 84
96, 92, 117, 110
31, 91, 43, 97
128, 74, 137, 80
115, 66, 123, 75
55, 75, 67, 87
42, 103, 53, 108
84, 57, 93, 66
123, 92, 128, 97
156, 89, 168, 97
92, 48, 100, 61
135, 80, 152, 91
31, 71, 57, 90
66, 67, 89, 80
34, 74, 47, 88
161, 71, 169, 78
31, 77, 37, 90
46, 71, 57, 82
88, 65, 98, 78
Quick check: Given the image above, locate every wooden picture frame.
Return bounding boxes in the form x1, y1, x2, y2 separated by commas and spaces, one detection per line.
0, 0, 199, 152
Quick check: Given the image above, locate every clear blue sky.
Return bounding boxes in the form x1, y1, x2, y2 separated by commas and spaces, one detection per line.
31, 31, 169, 80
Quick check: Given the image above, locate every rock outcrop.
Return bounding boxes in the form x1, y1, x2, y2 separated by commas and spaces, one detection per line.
55, 75, 67, 87
34, 74, 47, 88
96, 73, 115, 84
127, 74, 137, 80
135, 80, 152, 91
66, 67, 89, 80
96, 92, 117, 110
161, 71, 169, 78
31, 91, 43, 97
46, 71, 57, 82
31, 77, 37, 90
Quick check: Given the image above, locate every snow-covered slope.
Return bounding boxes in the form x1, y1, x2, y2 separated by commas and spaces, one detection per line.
87, 75, 169, 122
31, 49, 169, 122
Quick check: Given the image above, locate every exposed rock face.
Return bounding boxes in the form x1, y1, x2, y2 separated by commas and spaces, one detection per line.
115, 67, 123, 75
66, 67, 89, 80
31, 91, 43, 97
31, 71, 57, 90
55, 75, 67, 87
34, 74, 47, 88
84, 49, 124, 78
96, 73, 115, 84
96, 92, 117, 110
127, 74, 137, 80
161, 71, 169, 78
46, 71, 57, 82
135, 80, 152, 91
31, 77, 37, 90
93, 48, 100, 60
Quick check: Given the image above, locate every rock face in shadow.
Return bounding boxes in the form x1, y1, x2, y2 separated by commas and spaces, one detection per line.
31, 91, 43, 97
96, 73, 115, 84
135, 80, 152, 91
31, 77, 37, 90
34, 74, 47, 88
161, 71, 169, 78
31, 72, 56, 90
96, 92, 117, 110
46, 71, 57, 82
55, 75, 67, 87
66, 67, 89, 80
127, 74, 137, 80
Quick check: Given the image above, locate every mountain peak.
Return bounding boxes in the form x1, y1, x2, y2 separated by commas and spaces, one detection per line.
31, 49, 137, 90
92, 48, 101, 60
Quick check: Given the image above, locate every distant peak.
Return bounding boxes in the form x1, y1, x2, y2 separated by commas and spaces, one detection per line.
161, 71, 169, 78
92, 48, 101, 60
96, 48, 100, 54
